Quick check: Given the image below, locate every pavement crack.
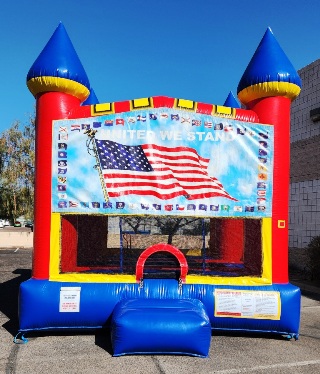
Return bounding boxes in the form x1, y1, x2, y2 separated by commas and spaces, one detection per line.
152, 356, 166, 374
5, 343, 19, 374
299, 333, 320, 340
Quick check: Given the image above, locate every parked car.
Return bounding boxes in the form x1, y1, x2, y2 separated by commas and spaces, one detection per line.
15, 216, 26, 227
0, 218, 10, 227
14, 221, 22, 227
25, 221, 34, 231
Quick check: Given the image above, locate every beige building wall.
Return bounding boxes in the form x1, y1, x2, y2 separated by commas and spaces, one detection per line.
0, 231, 33, 248
290, 59, 320, 248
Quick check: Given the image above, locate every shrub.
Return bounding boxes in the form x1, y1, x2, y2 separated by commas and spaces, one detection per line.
307, 236, 320, 281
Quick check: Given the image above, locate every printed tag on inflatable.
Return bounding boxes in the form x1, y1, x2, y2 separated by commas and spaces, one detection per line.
59, 287, 81, 312
214, 289, 281, 320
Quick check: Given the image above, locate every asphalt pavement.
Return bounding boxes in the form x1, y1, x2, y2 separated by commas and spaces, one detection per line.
1, 248, 320, 374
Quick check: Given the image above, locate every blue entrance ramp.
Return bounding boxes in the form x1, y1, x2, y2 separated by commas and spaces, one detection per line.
111, 298, 211, 357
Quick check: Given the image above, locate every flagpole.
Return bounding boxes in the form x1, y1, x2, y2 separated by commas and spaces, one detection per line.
84, 129, 110, 202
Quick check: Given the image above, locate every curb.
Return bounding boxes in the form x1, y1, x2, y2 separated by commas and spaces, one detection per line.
0, 247, 33, 250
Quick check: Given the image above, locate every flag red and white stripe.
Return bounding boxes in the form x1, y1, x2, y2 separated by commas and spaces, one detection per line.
95, 140, 236, 201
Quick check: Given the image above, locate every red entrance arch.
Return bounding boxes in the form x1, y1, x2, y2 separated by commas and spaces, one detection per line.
135, 243, 188, 284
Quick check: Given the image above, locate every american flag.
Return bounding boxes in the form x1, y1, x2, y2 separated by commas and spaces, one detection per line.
71, 124, 81, 132
94, 139, 236, 201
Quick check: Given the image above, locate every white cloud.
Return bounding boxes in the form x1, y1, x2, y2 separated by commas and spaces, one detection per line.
67, 134, 105, 201
208, 141, 242, 178
237, 175, 256, 197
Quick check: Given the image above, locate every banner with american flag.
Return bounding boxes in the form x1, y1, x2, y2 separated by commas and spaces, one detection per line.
51, 107, 274, 218
94, 140, 236, 201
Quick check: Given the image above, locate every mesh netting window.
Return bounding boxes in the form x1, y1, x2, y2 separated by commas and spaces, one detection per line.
60, 215, 262, 277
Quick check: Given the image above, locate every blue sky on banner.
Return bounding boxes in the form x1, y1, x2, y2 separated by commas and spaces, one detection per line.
51, 110, 273, 217
1, 0, 320, 134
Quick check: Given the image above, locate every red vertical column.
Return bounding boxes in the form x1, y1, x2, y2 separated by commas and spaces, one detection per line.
32, 92, 80, 279
247, 96, 291, 283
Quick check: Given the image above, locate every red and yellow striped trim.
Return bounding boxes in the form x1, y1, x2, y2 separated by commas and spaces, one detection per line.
90, 95, 258, 122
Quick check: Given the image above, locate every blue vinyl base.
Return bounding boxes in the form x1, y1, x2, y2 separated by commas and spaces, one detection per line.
18, 279, 301, 341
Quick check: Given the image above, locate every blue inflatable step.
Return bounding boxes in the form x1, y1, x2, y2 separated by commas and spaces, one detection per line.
111, 298, 211, 357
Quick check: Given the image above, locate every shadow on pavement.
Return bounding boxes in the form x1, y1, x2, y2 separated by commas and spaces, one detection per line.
212, 330, 290, 340
0, 268, 31, 336
95, 329, 113, 354
10, 328, 113, 354
299, 288, 320, 302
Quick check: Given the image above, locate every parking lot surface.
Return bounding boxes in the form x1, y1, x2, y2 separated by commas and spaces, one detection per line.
1, 248, 320, 374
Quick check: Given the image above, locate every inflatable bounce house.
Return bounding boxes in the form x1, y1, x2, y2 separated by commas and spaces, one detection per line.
17, 23, 302, 356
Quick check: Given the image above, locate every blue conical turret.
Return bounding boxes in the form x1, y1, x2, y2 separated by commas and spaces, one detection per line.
223, 91, 240, 108
82, 88, 99, 105
237, 28, 301, 105
27, 22, 90, 102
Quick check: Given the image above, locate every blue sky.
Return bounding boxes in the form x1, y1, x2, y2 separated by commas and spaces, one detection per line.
1, 0, 319, 134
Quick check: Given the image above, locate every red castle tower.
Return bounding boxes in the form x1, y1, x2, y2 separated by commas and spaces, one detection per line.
27, 23, 92, 279
237, 28, 301, 283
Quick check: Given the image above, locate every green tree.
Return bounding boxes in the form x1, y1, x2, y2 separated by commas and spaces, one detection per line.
0, 116, 35, 221
153, 217, 199, 244
122, 217, 148, 233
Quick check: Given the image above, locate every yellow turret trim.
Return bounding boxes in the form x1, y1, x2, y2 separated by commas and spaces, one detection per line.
238, 81, 301, 105
27, 76, 90, 102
